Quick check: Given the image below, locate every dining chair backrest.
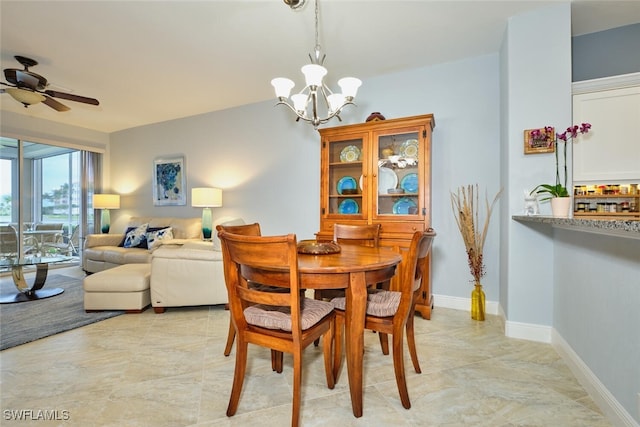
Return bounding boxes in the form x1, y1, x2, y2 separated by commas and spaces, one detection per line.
216, 222, 261, 237
333, 223, 380, 248
0, 225, 18, 256
396, 229, 436, 320
35, 223, 64, 231
216, 222, 263, 356
35, 223, 64, 244
219, 231, 302, 334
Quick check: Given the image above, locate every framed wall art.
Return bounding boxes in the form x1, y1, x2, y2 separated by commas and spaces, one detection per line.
153, 156, 186, 206
524, 127, 555, 154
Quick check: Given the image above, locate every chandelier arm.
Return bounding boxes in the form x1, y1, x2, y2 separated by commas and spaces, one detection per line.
274, 100, 315, 124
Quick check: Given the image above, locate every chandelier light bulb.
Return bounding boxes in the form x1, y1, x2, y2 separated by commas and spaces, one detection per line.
327, 93, 345, 113
291, 94, 308, 112
271, 78, 295, 99
338, 77, 362, 99
301, 64, 327, 87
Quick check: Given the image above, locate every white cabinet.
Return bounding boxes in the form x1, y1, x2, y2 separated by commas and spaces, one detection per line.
572, 82, 640, 183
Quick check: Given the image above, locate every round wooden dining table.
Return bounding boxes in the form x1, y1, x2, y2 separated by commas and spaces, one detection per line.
297, 244, 402, 418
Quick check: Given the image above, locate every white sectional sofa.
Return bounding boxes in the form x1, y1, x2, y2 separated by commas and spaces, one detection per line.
82, 216, 245, 313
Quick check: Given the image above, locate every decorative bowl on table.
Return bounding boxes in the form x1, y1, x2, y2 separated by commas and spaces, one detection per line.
297, 240, 341, 255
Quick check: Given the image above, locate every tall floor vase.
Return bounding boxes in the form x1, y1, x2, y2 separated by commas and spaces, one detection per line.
471, 282, 485, 321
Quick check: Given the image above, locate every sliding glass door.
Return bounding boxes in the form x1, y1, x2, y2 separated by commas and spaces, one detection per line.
0, 137, 101, 266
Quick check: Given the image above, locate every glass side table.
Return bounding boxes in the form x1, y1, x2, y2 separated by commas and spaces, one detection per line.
0, 256, 71, 304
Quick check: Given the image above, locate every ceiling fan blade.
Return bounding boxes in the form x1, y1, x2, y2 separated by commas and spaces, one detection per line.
42, 95, 70, 112
44, 89, 99, 106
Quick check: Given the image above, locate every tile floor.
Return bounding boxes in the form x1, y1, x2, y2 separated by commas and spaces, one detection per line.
0, 267, 611, 426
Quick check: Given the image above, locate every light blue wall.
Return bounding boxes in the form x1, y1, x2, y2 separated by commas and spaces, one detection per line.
554, 229, 640, 423
572, 23, 640, 81
501, 4, 572, 327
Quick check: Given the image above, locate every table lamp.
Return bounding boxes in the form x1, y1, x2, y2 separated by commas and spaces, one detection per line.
191, 187, 223, 240
93, 194, 121, 233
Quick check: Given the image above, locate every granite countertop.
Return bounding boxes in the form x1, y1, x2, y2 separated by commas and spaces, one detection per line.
512, 215, 640, 239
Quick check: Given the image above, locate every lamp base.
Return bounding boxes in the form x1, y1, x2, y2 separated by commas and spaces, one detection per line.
201, 208, 212, 240
100, 209, 111, 234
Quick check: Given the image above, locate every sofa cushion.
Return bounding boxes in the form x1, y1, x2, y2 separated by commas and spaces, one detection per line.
123, 223, 149, 248
244, 298, 334, 331
146, 227, 173, 249
124, 217, 201, 240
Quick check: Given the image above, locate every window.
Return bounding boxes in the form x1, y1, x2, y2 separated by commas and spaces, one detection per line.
0, 137, 102, 265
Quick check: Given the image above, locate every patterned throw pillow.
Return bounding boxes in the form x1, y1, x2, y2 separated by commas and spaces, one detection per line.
123, 223, 149, 248
146, 227, 173, 249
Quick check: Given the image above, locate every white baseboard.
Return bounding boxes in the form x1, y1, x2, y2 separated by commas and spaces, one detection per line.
434, 294, 551, 343
504, 320, 552, 343
552, 330, 640, 427
433, 293, 500, 315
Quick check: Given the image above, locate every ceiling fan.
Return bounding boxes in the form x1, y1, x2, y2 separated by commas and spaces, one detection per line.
1, 55, 99, 112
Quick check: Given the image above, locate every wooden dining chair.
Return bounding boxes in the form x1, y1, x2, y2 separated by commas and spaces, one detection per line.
216, 222, 262, 357
314, 223, 381, 303
331, 229, 436, 409
218, 231, 335, 427
314, 223, 382, 347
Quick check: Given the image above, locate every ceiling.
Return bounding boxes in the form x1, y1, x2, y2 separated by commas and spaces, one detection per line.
1, 0, 639, 134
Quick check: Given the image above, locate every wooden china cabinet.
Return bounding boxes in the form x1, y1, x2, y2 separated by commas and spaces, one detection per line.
316, 114, 436, 318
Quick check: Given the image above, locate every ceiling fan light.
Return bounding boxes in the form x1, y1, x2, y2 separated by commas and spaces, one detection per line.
338, 77, 362, 99
6, 88, 45, 105
271, 77, 295, 98
301, 64, 327, 87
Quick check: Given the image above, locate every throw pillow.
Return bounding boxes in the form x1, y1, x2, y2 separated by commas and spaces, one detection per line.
146, 227, 173, 249
123, 223, 149, 248
118, 226, 137, 247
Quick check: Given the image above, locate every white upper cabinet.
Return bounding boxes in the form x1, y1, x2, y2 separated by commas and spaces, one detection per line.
572, 77, 640, 183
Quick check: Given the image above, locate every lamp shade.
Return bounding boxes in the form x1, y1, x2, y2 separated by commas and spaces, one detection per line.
271, 78, 295, 98
338, 77, 362, 99
92, 194, 121, 209
301, 64, 327, 87
192, 187, 223, 208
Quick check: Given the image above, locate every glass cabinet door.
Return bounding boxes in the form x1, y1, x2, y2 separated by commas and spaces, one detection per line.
374, 129, 422, 218
325, 135, 366, 218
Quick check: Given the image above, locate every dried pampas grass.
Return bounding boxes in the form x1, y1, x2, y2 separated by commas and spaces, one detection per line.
451, 185, 502, 283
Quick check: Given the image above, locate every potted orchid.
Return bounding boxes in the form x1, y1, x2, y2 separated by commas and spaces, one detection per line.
530, 123, 592, 215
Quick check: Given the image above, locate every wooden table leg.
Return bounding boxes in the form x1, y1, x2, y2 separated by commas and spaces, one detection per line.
345, 271, 367, 418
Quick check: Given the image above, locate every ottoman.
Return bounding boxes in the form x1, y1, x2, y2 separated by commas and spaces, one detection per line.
83, 264, 151, 313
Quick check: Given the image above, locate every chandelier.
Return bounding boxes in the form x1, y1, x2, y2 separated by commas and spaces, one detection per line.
271, 0, 362, 129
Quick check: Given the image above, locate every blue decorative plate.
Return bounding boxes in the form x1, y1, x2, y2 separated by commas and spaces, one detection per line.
337, 176, 357, 195
400, 173, 418, 193
392, 197, 417, 214
338, 199, 359, 214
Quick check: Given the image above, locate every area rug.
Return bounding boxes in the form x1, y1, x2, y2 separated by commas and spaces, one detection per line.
0, 274, 123, 350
